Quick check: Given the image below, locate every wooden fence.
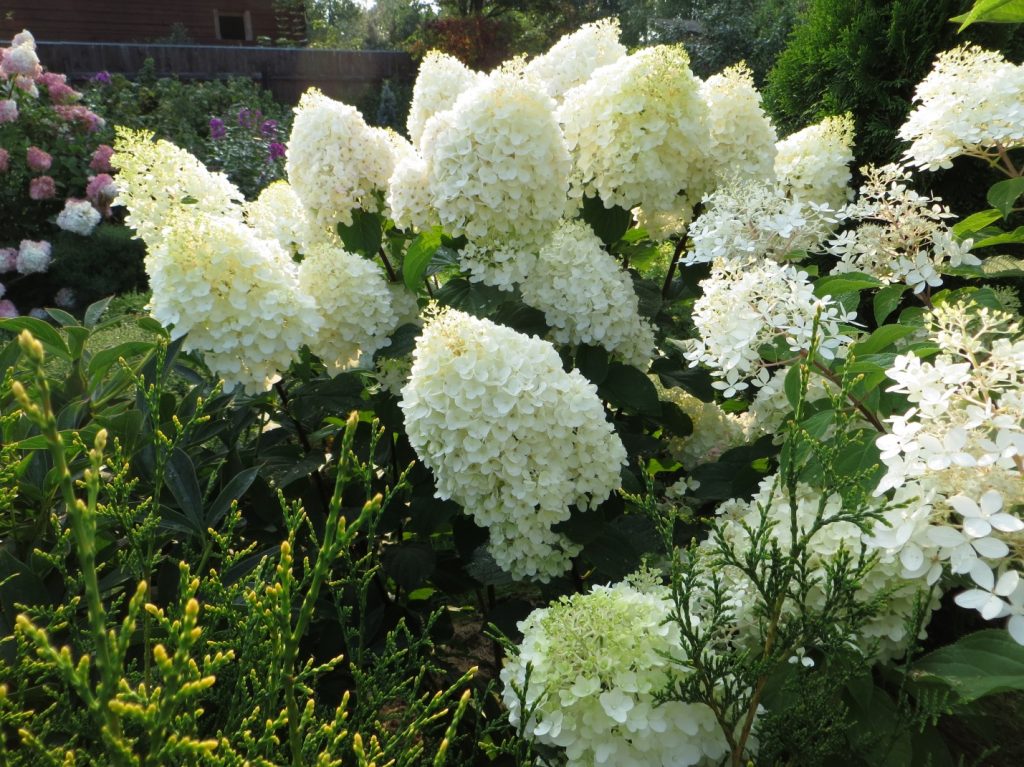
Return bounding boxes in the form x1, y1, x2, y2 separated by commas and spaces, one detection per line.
36, 42, 416, 104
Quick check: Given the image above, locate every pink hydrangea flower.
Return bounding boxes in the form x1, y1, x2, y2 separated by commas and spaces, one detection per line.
14, 75, 39, 97
89, 144, 114, 173
0, 248, 17, 272
0, 299, 18, 318
26, 146, 52, 172
86, 173, 117, 215
17, 239, 52, 274
53, 104, 105, 132
1, 43, 40, 77
0, 148, 9, 172
38, 72, 80, 104
29, 175, 56, 200
0, 99, 18, 124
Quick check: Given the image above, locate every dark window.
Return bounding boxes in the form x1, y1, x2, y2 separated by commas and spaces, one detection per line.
218, 14, 246, 40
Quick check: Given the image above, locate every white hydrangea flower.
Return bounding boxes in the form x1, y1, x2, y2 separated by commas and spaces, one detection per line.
145, 212, 321, 394
655, 381, 751, 469
899, 45, 1024, 171
501, 580, 733, 767
522, 18, 626, 102
686, 180, 836, 266
875, 302, 1024, 505
113, 129, 244, 245
700, 63, 778, 186
386, 148, 437, 232
55, 198, 101, 236
714, 474, 938, 661
287, 89, 397, 229
519, 220, 655, 368
867, 302, 1024, 642
775, 114, 855, 209
297, 243, 398, 373
683, 260, 856, 397
407, 51, 484, 149
559, 45, 714, 241
16, 240, 52, 275
400, 308, 626, 581
244, 180, 333, 255
827, 164, 980, 293
420, 71, 570, 289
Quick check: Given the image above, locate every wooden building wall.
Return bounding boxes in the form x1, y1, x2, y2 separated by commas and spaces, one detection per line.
0, 0, 283, 45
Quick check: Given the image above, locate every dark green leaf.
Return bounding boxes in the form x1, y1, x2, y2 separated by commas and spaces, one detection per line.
813, 272, 883, 298
382, 542, 437, 591
165, 448, 204, 534
87, 341, 155, 385
576, 344, 609, 386
661, 401, 692, 437
0, 317, 70, 361
581, 194, 633, 247
850, 324, 916, 356
598, 363, 660, 417
377, 323, 421, 360
45, 308, 77, 327
402, 227, 443, 292
910, 629, 1024, 702
336, 209, 384, 256
973, 226, 1024, 248
987, 177, 1024, 219
873, 284, 908, 325
783, 364, 803, 410
435, 277, 506, 316
953, 0, 1024, 29
205, 467, 259, 528
84, 296, 113, 328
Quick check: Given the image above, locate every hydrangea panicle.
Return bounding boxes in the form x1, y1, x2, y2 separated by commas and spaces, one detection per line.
775, 114, 856, 209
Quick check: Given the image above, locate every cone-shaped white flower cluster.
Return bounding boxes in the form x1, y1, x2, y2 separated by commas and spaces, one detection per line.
775, 114, 855, 210
523, 18, 626, 102
559, 45, 713, 240
297, 244, 399, 372
899, 45, 1024, 171
406, 51, 484, 149
146, 211, 320, 394
501, 579, 732, 767
686, 180, 836, 266
712, 475, 937, 662
400, 308, 626, 581
244, 180, 332, 256
113, 128, 244, 244
287, 89, 398, 228
827, 164, 979, 293
417, 72, 571, 289
866, 302, 1024, 643
700, 63, 778, 185
684, 260, 855, 397
520, 220, 655, 368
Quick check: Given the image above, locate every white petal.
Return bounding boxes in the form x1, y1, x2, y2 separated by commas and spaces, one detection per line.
963, 517, 993, 539
995, 570, 1020, 597
947, 495, 980, 518
900, 545, 924, 573
980, 489, 1004, 516
970, 560, 995, 591
955, 589, 991, 610
973, 537, 1010, 559
1009, 615, 1024, 645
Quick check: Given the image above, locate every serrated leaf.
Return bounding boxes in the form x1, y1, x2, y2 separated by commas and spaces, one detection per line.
402, 227, 443, 292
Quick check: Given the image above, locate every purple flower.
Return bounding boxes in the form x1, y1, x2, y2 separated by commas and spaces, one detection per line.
268, 142, 287, 162
92, 71, 112, 85
209, 117, 227, 140
237, 108, 263, 129
260, 119, 279, 137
